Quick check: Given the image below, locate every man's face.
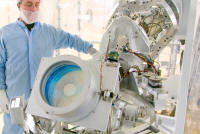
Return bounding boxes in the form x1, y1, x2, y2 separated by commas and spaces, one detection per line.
18, 0, 40, 11
17, 0, 40, 24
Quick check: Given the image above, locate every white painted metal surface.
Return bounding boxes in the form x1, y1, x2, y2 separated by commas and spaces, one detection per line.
174, 0, 199, 133
26, 55, 120, 131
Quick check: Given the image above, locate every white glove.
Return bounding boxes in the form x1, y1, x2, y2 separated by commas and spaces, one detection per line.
88, 47, 98, 55
87, 47, 102, 60
0, 89, 10, 113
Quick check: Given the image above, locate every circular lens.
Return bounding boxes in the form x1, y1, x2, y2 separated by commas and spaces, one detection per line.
42, 64, 85, 107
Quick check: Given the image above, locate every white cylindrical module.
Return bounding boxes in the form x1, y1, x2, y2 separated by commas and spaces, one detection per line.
34, 55, 100, 122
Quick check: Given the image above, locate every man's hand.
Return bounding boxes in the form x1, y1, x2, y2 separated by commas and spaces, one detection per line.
88, 47, 98, 55
0, 89, 10, 113
88, 47, 102, 59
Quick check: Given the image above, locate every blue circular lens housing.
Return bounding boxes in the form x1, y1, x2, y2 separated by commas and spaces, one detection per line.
42, 64, 85, 107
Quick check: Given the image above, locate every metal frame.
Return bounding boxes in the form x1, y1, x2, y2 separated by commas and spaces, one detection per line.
174, 0, 198, 133
26, 55, 122, 131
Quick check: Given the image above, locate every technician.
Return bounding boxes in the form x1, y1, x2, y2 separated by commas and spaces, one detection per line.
0, 0, 96, 133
